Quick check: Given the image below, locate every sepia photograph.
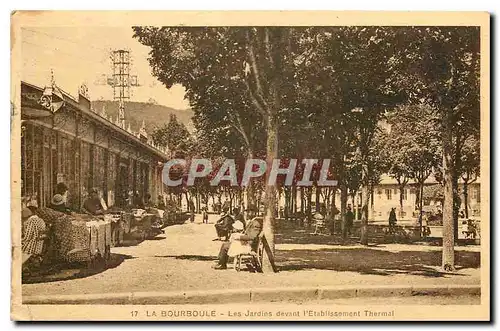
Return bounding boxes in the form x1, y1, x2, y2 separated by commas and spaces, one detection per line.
10, 11, 490, 321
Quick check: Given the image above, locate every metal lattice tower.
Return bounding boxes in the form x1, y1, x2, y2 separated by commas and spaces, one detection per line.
111, 49, 131, 104
108, 49, 139, 123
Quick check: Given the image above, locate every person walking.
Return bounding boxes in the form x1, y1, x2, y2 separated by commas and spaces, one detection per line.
202, 207, 209, 224
345, 205, 355, 237
389, 207, 397, 234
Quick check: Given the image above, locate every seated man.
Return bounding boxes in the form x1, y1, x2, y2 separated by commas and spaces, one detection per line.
212, 217, 263, 270
232, 207, 246, 229
213, 208, 234, 241
82, 188, 105, 216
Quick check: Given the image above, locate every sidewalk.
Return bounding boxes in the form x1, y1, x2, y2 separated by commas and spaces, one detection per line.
22, 215, 481, 301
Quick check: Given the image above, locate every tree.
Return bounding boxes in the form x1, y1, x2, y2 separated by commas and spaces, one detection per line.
133, 27, 307, 271
152, 114, 193, 158
459, 134, 480, 218
397, 27, 480, 270
385, 104, 441, 231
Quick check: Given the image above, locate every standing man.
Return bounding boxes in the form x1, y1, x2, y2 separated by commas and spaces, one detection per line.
345, 205, 355, 237
389, 207, 397, 234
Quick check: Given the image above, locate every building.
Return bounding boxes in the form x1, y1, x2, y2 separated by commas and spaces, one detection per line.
20, 81, 169, 210
366, 175, 481, 222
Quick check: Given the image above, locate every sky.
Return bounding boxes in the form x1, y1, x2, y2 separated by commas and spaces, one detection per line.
21, 26, 190, 110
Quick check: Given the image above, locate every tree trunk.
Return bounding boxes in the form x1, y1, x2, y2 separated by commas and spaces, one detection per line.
442, 115, 455, 271
315, 186, 321, 212
306, 187, 312, 222
360, 163, 369, 245
399, 184, 404, 214
340, 183, 348, 240
419, 182, 424, 235
452, 173, 460, 243
299, 187, 304, 213
464, 181, 469, 218
284, 186, 291, 221
262, 113, 278, 272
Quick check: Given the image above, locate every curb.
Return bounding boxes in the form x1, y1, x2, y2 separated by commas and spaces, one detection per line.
22, 284, 480, 305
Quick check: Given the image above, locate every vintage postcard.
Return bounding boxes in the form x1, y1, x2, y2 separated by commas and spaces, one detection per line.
11, 11, 490, 321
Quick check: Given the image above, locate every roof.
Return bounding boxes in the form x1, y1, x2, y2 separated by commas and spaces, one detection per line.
378, 174, 481, 186
21, 81, 169, 161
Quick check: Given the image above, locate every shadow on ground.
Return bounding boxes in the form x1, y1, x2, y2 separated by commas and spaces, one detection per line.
22, 253, 135, 284
276, 247, 480, 277
154, 254, 218, 261
274, 227, 480, 277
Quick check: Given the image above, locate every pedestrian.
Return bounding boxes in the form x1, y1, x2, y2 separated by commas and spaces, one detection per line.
202, 207, 209, 224
212, 217, 263, 270
389, 207, 397, 234
345, 205, 355, 237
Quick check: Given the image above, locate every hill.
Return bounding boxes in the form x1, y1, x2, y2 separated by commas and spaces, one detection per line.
91, 100, 194, 135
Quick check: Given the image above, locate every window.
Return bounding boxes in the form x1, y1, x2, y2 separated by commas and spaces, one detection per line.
401, 189, 408, 200
385, 189, 392, 200
471, 187, 480, 202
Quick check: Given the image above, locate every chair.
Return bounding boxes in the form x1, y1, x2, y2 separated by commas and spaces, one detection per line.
233, 232, 264, 272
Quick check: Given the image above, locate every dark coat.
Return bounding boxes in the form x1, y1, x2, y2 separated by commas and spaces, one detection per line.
389, 209, 397, 225
216, 213, 234, 230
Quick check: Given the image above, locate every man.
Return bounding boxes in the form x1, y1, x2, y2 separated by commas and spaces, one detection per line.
83, 188, 105, 215
232, 207, 246, 229
202, 207, 209, 224
389, 207, 397, 234
213, 217, 263, 270
213, 207, 234, 241
133, 191, 145, 209
345, 205, 355, 237
157, 195, 166, 210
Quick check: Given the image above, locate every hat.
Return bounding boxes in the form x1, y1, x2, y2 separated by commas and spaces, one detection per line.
313, 212, 325, 220
51, 194, 65, 206
21, 208, 32, 219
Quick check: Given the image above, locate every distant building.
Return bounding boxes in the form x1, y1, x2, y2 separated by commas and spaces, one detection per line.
353, 175, 481, 222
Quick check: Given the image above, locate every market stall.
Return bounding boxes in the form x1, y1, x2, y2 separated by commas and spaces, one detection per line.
34, 207, 112, 266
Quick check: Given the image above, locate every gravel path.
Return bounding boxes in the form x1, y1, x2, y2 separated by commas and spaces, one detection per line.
23, 215, 481, 297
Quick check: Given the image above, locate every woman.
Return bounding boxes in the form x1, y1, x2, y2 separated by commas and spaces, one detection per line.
50, 194, 71, 214
22, 208, 47, 265
50, 182, 72, 214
